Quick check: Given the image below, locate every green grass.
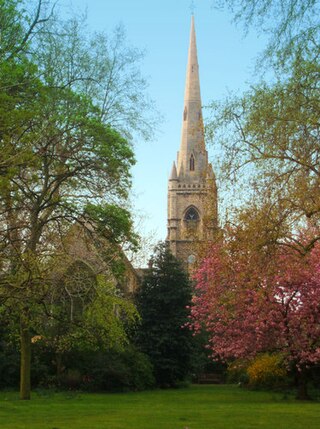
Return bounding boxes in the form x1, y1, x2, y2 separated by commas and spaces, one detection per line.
0, 385, 319, 429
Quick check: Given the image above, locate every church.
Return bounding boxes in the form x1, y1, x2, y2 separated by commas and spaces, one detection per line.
59, 17, 218, 291
167, 16, 218, 270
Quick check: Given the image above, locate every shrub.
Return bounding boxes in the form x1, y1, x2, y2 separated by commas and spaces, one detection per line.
84, 347, 155, 392
247, 354, 287, 388
53, 346, 155, 392
227, 359, 250, 385
0, 325, 20, 389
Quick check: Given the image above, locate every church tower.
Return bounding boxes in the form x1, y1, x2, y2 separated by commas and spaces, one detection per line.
167, 16, 218, 269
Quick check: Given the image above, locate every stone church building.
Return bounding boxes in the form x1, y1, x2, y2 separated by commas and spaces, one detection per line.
167, 16, 218, 269
59, 17, 218, 296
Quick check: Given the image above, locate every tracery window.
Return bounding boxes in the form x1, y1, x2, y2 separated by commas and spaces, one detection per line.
184, 206, 199, 221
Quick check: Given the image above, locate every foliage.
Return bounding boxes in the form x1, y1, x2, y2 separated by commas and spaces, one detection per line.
0, 334, 155, 392
39, 343, 155, 392
227, 359, 250, 385
0, 0, 154, 399
212, 0, 320, 62
77, 347, 155, 392
208, 2, 320, 252
208, 43, 320, 254
206, 1, 320, 399
227, 354, 288, 389
85, 203, 139, 251
247, 354, 287, 388
32, 12, 155, 141
41, 274, 139, 353
135, 242, 193, 387
189, 229, 320, 398
0, 322, 20, 389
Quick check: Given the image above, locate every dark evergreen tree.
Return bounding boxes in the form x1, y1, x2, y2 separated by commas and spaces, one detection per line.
135, 242, 193, 387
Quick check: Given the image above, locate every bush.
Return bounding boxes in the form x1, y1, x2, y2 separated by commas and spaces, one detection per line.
0, 346, 20, 389
247, 354, 287, 388
50, 346, 155, 392
59, 369, 82, 390
227, 359, 250, 385
0, 324, 20, 389
84, 347, 155, 392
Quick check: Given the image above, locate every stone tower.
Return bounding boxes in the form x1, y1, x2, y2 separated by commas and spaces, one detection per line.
167, 16, 218, 269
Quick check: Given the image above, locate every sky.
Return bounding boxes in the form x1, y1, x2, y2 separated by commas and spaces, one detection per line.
58, 0, 269, 253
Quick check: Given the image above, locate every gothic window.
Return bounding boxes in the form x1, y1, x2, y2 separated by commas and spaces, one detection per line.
61, 260, 97, 322
184, 206, 199, 221
190, 154, 195, 171
183, 106, 187, 121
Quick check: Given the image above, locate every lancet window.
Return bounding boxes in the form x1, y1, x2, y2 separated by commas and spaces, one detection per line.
190, 154, 195, 171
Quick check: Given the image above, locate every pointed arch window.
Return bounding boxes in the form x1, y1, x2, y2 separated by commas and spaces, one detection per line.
184, 206, 199, 221
190, 154, 195, 171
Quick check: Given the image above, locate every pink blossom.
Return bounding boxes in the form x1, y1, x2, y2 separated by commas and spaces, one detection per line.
188, 239, 320, 370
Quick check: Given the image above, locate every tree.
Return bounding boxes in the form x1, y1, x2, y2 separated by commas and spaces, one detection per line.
0, 0, 52, 62
32, 10, 155, 141
190, 228, 320, 399
0, 0, 151, 399
208, 44, 320, 253
212, 0, 319, 62
207, 1, 320, 246
135, 243, 193, 387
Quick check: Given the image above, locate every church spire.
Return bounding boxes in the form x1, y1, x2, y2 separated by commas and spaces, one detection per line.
167, 16, 218, 265
177, 16, 206, 179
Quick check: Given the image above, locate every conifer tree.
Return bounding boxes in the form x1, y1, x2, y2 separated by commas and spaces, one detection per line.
135, 243, 193, 387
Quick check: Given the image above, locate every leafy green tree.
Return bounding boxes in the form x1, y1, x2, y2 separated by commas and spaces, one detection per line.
135, 243, 193, 387
32, 9, 155, 141
0, 0, 151, 399
0, 0, 51, 62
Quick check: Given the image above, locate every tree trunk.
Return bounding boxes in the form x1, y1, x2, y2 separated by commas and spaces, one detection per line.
296, 369, 310, 400
20, 311, 31, 400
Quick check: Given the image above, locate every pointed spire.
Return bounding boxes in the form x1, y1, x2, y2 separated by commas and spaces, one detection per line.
184, 16, 201, 104
177, 16, 206, 179
169, 161, 178, 181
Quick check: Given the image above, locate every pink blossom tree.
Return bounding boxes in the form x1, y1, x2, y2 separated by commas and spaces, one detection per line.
190, 236, 320, 399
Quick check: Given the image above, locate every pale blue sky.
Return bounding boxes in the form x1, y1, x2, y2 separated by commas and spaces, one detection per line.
60, 0, 268, 248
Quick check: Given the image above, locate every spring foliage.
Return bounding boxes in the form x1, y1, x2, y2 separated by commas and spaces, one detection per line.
190, 233, 320, 371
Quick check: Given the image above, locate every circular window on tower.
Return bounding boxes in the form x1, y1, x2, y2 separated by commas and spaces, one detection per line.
188, 254, 196, 264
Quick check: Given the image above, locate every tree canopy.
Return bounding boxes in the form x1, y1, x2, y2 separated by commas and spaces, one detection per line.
207, 14, 320, 253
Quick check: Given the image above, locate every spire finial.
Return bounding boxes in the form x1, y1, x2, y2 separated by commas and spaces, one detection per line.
190, 0, 195, 15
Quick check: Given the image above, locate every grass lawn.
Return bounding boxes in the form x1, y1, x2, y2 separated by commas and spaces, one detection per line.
0, 384, 319, 429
